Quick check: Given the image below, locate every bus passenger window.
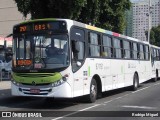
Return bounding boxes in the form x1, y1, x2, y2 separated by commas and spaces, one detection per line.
140, 44, 144, 60
133, 42, 138, 59
89, 32, 100, 57
102, 35, 112, 58
113, 38, 122, 58
123, 41, 131, 59
72, 41, 78, 60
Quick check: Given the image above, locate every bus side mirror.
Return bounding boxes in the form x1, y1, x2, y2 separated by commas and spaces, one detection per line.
76, 61, 82, 67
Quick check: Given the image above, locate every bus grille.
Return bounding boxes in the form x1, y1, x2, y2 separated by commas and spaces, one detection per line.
15, 73, 54, 78
19, 87, 52, 95
22, 83, 50, 86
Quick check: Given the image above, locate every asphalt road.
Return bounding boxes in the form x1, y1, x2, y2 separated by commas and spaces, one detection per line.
0, 79, 160, 120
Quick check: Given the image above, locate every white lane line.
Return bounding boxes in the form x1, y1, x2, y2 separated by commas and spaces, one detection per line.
132, 82, 160, 93
51, 104, 100, 120
122, 105, 157, 110
154, 82, 160, 86
78, 104, 100, 111
52, 82, 160, 120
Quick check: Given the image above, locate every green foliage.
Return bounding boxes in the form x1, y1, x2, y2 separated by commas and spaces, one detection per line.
150, 25, 160, 46
14, 0, 131, 33
77, 0, 100, 25
14, 0, 87, 19
14, 0, 31, 17
97, 0, 131, 33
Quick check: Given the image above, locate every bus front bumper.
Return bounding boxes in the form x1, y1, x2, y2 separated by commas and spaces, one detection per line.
11, 82, 72, 98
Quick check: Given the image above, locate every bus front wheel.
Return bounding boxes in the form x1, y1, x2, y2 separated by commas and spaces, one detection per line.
87, 78, 97, 103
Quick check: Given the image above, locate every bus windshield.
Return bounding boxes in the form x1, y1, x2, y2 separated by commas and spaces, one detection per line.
13, 34, 69, 70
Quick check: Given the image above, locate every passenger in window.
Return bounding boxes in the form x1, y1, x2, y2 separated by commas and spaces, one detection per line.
101, 51, 108, 57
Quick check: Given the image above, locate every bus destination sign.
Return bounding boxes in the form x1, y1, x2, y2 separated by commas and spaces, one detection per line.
13, 21, 67, 34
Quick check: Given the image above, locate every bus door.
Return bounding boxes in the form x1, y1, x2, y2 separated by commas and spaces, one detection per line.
70, 27, 86, 97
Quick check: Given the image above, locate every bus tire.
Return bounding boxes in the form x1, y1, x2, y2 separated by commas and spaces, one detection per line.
153, 70, 158, 82
87, 78, 97, 103
132, 73, 139, 91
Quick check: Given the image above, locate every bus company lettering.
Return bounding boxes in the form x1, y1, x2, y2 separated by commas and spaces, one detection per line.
128, 63, 136, 68
96, 63, 103, 70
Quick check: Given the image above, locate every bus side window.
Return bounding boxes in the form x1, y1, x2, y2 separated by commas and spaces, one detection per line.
123, 40, 131, 59
113, 38, 122, 58
71, 40, 81, 60
159, 50, 160, 60
89, 32, 101, 57
133, 42, 138, 59
156, 49, 159, 60
130, 42, 133, 59
137, 44, 140, 59
102, 35, 112, 58
139, 44, 144, 60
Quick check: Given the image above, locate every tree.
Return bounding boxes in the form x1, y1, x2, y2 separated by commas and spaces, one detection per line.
14, 0, 31, 18
14, 0, 131, 33
97, 0, 131, 33
14, 0, 86, 19
150, 25, 160, 46
77, 0, 100, 25
78, 0, 131, 33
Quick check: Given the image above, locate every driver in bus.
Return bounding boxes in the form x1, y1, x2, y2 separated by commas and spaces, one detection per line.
46, 41, 59, 57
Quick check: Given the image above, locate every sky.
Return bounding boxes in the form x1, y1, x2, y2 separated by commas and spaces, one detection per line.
130, 0, 139, 1
130, 0, 148, 3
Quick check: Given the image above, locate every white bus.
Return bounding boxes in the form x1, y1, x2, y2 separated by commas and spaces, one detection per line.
150, 45, 160, 82
11, 19, 151, 102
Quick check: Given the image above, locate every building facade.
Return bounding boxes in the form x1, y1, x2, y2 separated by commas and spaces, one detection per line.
0, 0, 30, 46
124, 8, 133, 37
131, 0, 160, 41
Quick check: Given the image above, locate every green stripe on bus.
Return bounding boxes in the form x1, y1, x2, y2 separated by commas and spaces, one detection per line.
12, 72, 62, 84
88, 66, 91, 76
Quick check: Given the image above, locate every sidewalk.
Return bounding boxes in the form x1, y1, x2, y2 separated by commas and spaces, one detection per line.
0, 80, 11, 90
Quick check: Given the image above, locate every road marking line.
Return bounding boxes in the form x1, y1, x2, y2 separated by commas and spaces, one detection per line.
104, 93, 131, 104
132, 82, 160, 93
52, 104, 100, 120
122, 105, 157, 110
52, 81, 160, 120
78, 104, 100, 111
154, 82, 160, 86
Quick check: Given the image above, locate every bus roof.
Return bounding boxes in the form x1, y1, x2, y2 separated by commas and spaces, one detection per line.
14, 18, 149, 45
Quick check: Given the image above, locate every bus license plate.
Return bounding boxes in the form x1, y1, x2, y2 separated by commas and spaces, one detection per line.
30, 89, 40, 94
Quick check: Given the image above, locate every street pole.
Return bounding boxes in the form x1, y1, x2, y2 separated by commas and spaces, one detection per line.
148, 0, 151, 43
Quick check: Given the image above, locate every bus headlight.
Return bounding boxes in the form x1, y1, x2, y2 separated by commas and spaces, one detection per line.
51, 75, 68, 87
11, 79, 20, 86
51, 74, 69, 87
52, 79, 65, 87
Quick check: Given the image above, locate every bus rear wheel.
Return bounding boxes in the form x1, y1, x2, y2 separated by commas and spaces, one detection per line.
153, 71, 158, 82
132, 73, 139, 91
87, 78, 97, 103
